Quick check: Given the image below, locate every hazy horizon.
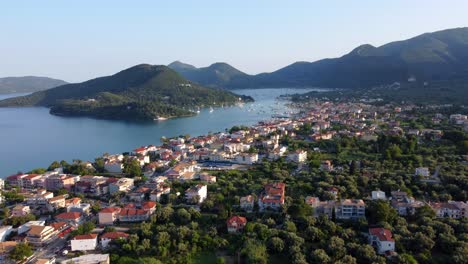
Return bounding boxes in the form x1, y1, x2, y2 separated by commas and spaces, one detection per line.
2, 0, 468, 83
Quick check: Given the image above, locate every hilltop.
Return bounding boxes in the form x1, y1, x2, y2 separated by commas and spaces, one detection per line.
0, 64, 253, 121
0, 76, 67, 94
170, 27, 468, 89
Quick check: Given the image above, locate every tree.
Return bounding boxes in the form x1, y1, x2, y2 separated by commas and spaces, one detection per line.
123, 159, 142, 177
48, 160, 61, 171
367, 200, 397, 224
9, 243, 33, 261
267, 237, 284, 253
241, 240, 268, 264
310, 249, 331, 263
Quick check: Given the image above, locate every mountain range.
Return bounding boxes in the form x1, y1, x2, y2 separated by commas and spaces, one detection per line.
169, 27, 468, 89
0, 76, 67, 94
0, 65, 252, 121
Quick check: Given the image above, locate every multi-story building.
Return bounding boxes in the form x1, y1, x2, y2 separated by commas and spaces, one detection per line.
258, 183, 285, 211
11, 205, 30, 217
109, 178, 134, 194
234, 153, 259, 165
98, 207, 121, 225
335, 199, 366, 219
26, 225, 57, 248
185, 184, 207, 204
45, 174, 77, 191
71, 234, 98, 251
240, 195, 255, 212
431, 201, 467, 219
287, 149, 307, 163
55, 212, 83, 226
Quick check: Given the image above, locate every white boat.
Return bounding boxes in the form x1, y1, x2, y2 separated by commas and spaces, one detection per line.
209, 107, 214, 113
154, 116, 168, 121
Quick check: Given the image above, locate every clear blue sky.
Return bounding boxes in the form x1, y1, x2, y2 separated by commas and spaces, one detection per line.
2, 0, 468, 82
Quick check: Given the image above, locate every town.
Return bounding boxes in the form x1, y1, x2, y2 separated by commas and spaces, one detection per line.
0, 99, 466, 264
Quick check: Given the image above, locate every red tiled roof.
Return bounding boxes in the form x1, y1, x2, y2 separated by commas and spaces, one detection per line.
56, 212, 81, 220
100, 232, 129, 240
369, 228, 394, 242
74, 233, 97, 240
49, 222, 67, 230
120, 208, 147, 216
227, 216, 247, 226
142, 201, 156, 210
100, 207, 121, 214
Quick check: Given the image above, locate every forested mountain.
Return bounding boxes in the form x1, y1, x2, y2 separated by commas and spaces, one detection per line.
0, 64, 252, 121
170, 27, 468, 89
0, 76, 67, 94
168, 61, 249, 88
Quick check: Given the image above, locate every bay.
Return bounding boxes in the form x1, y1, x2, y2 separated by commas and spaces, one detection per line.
0, 88, 322, 176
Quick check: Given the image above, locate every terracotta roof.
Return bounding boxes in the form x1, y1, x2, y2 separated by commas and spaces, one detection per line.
120, 208, 147, 216
142, 201, 156, 210
100, 231, 129, 240
28, 225, 53, 236
56, 212, 81, 220
100, 207, 121, 214
369, 228, 394, 242
227, 216, 247, 226
49, 222, 67, 230
73, 233, 97, 240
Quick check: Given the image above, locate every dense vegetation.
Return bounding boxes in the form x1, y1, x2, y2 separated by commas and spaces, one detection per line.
0, 65, 253, 121
170, 27, 468, 89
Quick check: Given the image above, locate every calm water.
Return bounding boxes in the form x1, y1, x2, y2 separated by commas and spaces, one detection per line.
0, 88, 320, 176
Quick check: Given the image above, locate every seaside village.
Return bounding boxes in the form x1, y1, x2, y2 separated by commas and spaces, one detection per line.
0, 101, 467, 264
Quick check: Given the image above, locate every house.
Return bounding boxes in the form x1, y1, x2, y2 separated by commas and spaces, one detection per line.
258, 183, 285, 211
11, 205, 30, 217
305, 197, 335, 218
62, 254, 110, 264
149, 184, 171, 202
25, 189, 54, 206
415, 167, 430, 177
71, 233, 98, 251
141, 201, 157, 215
234, 153, 259, 165
100, 232, 129, 248
55, 212, 83, 226
390, 191, 425, 216
368, 228, 395, 254
128, 187, 151, 202
109, 178, 134, 194
67, 203, 91, 215
6, 173, 28, 188
287, 150, 307, 163
335, 199, 366, 219
371, 191, 386, 200
430, 201, 467, 219
66, 197, 82, 207
199, 173, 217, 183
227, 216, 247, 233
45, 174, 77, 191
240, 195, 255, 212
20, 174, 43, 190
25, 225, 57, 248
98, 207, 121, 225
47, 194, 67, 210
320, 160, 333, 171
185, 184, 208, 204
118, 207, 149, 223
17, 220, 45, 235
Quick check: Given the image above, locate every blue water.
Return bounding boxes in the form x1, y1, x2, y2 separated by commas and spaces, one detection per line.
0, 88, 321, 176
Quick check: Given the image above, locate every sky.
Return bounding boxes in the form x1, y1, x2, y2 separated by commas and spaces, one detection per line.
1, 0, 468, 83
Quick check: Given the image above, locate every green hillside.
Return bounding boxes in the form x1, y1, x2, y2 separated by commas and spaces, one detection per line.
0, 64, 253, 121
0, 76, 67, 94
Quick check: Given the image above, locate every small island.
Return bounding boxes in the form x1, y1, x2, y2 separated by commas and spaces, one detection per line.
0, 64, 254, 121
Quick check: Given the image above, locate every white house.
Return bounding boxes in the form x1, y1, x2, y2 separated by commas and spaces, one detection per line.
71, 234, 98, 251
415, 167, 430, 177
185, 184, 207, 204
371, 191, 386, 200
287, 150, 307, 163
368, 228, 395, 254
234, 153, 258, 165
